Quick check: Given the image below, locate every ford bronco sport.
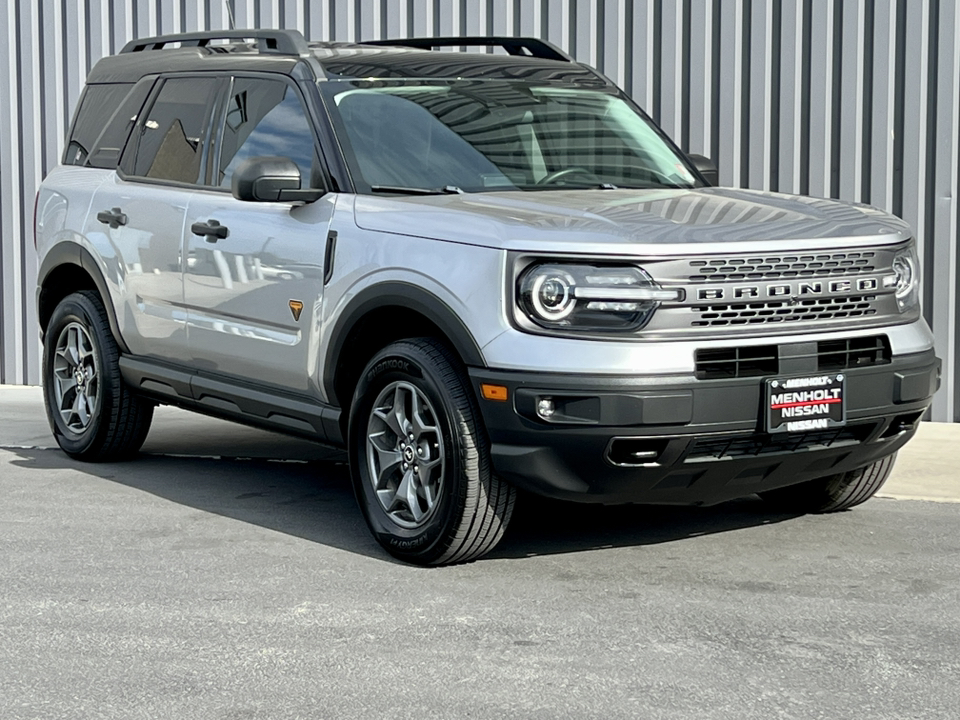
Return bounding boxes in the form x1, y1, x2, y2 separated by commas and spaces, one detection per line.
35, 30, 940, 565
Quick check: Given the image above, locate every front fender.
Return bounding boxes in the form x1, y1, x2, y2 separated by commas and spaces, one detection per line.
321, 280, 486, 404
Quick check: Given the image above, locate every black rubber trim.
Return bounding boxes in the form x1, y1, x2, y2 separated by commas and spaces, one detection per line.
302, 81, 355, 193
321, 281, 486, 404
37, 242, 130, 354
119, 355, 343, 445
323, 230, 337, 284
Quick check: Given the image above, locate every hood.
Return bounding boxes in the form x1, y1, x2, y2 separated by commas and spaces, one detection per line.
353, 187, 912, 255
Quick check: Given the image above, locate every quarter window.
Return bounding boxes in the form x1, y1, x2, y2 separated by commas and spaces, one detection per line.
65, 83, 141, 167
131, 77, 218, 184
217, 78, 316, 188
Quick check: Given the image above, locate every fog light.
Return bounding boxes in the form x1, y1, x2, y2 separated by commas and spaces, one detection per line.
537, 397, 556, 419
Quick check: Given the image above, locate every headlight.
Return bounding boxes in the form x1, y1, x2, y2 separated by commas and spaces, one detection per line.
884, 245, 920, 312
518, 263, 681, 332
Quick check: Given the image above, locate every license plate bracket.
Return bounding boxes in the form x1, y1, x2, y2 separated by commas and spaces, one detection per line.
765, 374, 847, 433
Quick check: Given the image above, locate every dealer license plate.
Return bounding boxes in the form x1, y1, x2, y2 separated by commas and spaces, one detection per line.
765, 373, 847, 433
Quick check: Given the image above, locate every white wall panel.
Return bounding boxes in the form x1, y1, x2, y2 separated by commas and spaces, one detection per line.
2, 0, 959, 420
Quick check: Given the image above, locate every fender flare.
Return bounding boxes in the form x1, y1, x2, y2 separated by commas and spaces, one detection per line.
37, 241, 130, 353
322, 281, 486, 405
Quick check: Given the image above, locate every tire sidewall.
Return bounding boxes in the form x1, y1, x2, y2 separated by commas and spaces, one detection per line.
42, 293, 113, 457
348, 343, 468, 561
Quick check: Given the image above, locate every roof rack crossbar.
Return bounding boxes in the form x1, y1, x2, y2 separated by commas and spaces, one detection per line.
363, 36, 573, 63
120, 29, 309, 56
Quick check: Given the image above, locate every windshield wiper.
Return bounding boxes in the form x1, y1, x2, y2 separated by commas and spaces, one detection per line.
370, 185, 465, 195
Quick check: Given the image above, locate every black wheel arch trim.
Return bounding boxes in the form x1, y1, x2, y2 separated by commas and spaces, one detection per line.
322, 281, 486, 405
37, 242, 130, 354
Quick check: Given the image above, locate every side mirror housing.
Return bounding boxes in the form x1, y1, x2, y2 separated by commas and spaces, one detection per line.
231, 156, 324, 203
687, 153, 719, 187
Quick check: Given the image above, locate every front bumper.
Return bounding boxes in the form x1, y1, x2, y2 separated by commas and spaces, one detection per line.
469, 349, 940, 505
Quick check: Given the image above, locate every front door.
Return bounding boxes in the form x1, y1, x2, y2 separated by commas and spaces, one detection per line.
183, 76, 334, 393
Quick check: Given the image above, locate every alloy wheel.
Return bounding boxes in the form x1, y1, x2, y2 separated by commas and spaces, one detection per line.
52, 321, 101, 434
365, 380, 445, 529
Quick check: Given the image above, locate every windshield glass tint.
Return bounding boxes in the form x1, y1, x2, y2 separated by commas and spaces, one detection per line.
323, 81, 698, 193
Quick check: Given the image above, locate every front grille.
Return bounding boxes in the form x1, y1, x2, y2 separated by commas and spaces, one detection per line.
691, 295, 878, 327
817, 335, 891, 371
695, 345, 778, 380
686, 423, 876, 461
687, 251, 876, 283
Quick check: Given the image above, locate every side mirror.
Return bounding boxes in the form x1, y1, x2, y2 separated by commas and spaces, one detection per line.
687, 153, 719, 187
231, 156, 324, 203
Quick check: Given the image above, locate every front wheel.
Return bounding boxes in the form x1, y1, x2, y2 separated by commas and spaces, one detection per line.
348, 338, 515, 565
760, 453, 897, 513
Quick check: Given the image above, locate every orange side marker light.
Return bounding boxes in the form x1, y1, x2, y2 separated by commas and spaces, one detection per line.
480, 384, 509, 402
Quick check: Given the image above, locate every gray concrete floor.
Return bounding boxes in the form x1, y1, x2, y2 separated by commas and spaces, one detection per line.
2, 386, 959, 719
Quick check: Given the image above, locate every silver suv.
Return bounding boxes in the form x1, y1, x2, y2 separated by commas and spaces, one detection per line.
36, 30, 940, 565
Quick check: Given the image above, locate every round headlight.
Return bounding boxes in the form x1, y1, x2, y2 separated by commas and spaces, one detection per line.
892, 254, 914, 299
530, 271, 576, 320
517, 263, 679, 332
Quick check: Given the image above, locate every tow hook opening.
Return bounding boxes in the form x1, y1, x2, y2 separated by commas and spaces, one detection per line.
880, 411, 924, 439
606, 437, 669, 467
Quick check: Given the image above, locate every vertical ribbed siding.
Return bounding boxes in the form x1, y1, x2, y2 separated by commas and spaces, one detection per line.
1, 0, 959, 420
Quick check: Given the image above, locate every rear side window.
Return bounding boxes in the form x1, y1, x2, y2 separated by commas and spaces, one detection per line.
216, 78, 317, 188
64, 84, 138, 167
128, 77, 219, 184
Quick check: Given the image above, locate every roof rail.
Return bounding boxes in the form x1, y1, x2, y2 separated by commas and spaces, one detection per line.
363, 36, 573, 63
120, 29, 309, 56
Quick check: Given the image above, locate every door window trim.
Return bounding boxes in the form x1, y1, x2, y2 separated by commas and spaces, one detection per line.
117, 73, 227, 190
208, 72, 329, 194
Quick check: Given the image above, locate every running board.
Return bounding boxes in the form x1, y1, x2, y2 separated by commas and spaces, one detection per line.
119, 356, 342, 445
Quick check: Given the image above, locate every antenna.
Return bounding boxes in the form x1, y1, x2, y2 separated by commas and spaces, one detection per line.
224, 0, 236, 30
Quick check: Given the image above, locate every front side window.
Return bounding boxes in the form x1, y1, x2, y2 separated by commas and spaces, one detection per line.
216, 78, 317, 188
130, 77, 218, 184
322, 80, 699, 193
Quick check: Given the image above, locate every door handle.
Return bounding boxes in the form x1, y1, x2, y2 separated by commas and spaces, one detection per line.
191, 219, 229, 242
96, 207, 127, 229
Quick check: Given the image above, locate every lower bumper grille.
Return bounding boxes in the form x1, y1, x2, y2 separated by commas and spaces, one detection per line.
817, 335, 891, 371
686, 423, 877, 461
695, 335, 892, 379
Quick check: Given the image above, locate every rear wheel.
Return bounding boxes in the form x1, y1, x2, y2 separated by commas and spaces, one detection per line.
348, 338, 515, 565
42, 290, 153, 461
760, 453, 897, 513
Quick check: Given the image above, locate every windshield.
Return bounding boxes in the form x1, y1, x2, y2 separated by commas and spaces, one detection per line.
320, 80, 699, 194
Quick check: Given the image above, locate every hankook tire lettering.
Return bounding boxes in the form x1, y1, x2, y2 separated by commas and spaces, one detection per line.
368, 358, 411, 380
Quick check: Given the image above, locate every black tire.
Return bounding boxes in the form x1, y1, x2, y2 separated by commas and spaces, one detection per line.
759, 452, 897, 513
348, 338, 515, 565
42, 290, 153, 461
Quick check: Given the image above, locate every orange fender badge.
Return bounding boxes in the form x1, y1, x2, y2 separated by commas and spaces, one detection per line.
289, 300, 304, 322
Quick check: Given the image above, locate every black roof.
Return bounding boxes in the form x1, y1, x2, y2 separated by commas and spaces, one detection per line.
87, 49, 301, 83
314, 46, 606, 85
86, 30, 609, 87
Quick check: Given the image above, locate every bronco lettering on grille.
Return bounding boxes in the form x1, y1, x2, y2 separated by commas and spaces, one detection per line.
697, 277, 883, 301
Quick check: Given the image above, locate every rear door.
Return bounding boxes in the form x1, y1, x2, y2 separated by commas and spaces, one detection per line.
182, 74, 334, 393
84, 75, 221, 363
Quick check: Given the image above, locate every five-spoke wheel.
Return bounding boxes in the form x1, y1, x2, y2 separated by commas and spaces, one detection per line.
51, 322, 101, 434
366, 381, 445, 528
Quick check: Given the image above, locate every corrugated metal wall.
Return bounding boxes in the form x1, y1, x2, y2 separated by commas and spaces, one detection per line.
2, 0, 958, 419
